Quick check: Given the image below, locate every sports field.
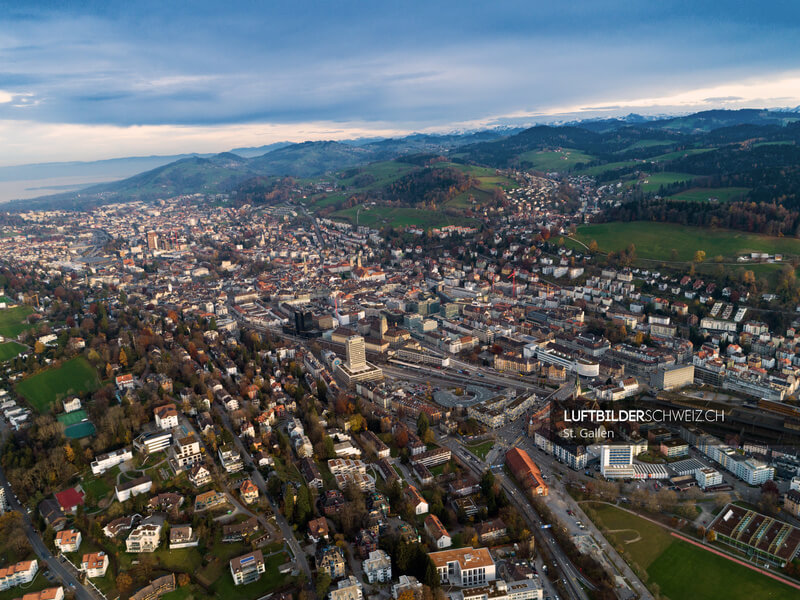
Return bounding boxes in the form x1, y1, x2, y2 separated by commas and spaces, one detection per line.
573, 222, 800, 262
0, 341, 25, 361
669, 187, 749, 202
588, 503, 797, 600
57, 409, 88, 426
16, 357, 100, 412
0, 305, 35, 338
65, 421, 96, 439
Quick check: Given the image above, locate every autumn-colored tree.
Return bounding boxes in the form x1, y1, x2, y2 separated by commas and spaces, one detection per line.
396, 429, 409, 448
588, 240, 599, 253
34, 341, 45, 354
116, 573, 133, 591
119, 347, 128, 367
177, 573, 190, 587
64, 444, 75, 462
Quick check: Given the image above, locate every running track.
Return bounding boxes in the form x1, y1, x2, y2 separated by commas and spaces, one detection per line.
670, 532, 800, 591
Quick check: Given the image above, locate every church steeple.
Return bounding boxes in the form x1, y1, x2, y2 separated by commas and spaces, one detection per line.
573, 373, 582, 400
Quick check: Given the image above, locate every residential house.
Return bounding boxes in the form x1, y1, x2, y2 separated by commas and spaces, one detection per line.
316, 545, 346, 579
80, 552, 109, 578
154, 404, 179, 430
424, 514, 452, 549
54, 529, 81, 554
188, 464, 212, 487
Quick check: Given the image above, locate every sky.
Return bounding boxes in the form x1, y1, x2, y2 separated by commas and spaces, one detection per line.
2, 0, 800, 166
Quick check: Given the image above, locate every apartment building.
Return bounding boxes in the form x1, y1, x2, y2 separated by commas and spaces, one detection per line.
230, 550, 266, 586
90, 447, 133, 475
429, 547, 496, 587
0, 560, 38, 591
363, 550, 392, 583
173, 435, 202, 469
126, 524, 162, 553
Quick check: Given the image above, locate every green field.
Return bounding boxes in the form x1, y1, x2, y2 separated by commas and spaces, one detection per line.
650, 148, 715, 162
0, 341, 25, 361
518, 148, 595, 171
57, 409, 88, 426
16, 357, 100, 412
572, 222, 800, 262
338, 160, 418, 191
466, 440, 494, 460
330, 205, 477, 230
630, 172, 697, 193
210, 551, 290, 599
669, 187, 749, 202
578, 159, 641, 177
0, 305, 35, 338
620, 139, 674, 152
589, 503, 797, 600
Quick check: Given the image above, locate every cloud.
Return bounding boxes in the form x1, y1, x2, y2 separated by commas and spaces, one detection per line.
2, 2, 800, 162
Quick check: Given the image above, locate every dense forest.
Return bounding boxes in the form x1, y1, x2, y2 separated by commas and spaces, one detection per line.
599, 198, 800, 237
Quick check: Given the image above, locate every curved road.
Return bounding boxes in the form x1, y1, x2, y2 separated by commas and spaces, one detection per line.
0, 427, 98, 600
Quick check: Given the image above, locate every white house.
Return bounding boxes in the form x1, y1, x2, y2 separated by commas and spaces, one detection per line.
81, 552, 109, 578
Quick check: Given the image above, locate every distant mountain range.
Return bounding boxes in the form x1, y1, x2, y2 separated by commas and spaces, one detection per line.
5, 108, 800, 210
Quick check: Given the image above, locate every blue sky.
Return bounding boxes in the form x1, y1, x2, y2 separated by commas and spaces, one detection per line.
2, 1, 800, 164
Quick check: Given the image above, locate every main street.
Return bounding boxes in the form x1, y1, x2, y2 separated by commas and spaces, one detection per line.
439, 436, 591, 600
472, 426, 652, 600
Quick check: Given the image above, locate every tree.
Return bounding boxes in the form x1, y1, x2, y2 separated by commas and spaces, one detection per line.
34, 341, 45, 354
417, 412, 429, 437
295, 485, 312, 525
588, 240, 599, 253
315, 573, 331, 598
177, 573, 190, 587
283, 487, 295, 522
694, 250, 706, 263
116, 573, 133, 591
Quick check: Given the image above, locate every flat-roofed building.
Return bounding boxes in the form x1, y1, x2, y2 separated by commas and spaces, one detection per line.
230, 550, 265, 586
429, 547, 496, 587
329, 576, 363, 600
363, 550, 392, 583
126, 524, 162, 553
91, 447, 133, 475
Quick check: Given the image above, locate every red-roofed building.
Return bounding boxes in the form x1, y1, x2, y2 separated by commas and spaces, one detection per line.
505, 448, 548, 496
55, 488, 85, 513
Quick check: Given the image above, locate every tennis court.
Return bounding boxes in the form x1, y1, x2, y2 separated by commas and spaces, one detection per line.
65, 421, 96, 439
57, 409, 88, 426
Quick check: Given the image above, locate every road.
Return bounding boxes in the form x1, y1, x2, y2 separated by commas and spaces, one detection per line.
213, 409, 313, 580
440, 437, 591, 600
0, 426, 98, 600
491, 427, 651, 599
